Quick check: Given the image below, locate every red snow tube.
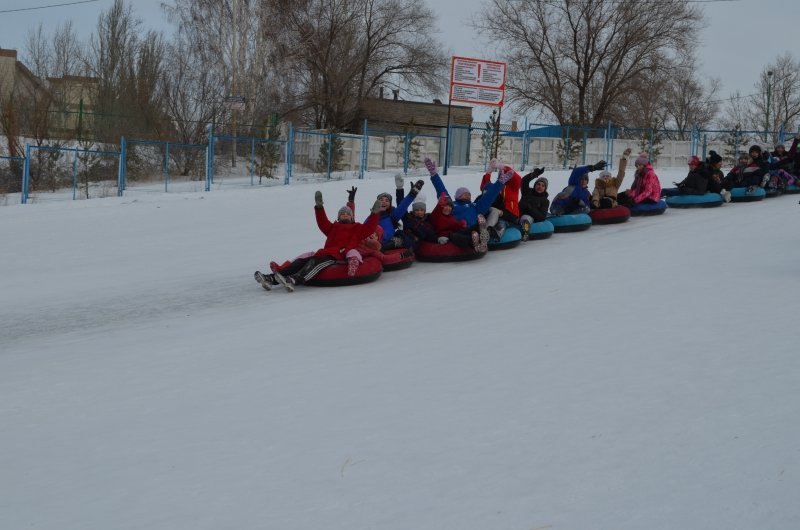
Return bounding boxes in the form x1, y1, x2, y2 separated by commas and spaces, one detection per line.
381, 248, 415, 271
304, 256, 383, 287
415, 241, 487, 262
589, 205, 631, 224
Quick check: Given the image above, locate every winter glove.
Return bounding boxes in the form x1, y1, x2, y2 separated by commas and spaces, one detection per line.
394, 174, 404, 189
489, 158, 502, 171
498, 166, 514, 184
314, 191, 323, 207
533, 167, 545, 177
437, 236, 449, 244
623, 148, 632, 158
347, 186, 357, 202
592, 160, 607, 171
371, 199, 382, 214
438, 192, 450, 206
424, 157, 438, 177
409, 179, 424, 197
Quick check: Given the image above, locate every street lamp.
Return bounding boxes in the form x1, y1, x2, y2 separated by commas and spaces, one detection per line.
766, 70, 773, 143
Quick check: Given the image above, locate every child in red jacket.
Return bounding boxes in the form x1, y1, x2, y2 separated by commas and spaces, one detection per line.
254, 191, 381, 290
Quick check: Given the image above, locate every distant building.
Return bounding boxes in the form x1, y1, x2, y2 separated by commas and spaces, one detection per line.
357, 95, 473, 136
0, 48, 47, 104
0, 48, 97, 138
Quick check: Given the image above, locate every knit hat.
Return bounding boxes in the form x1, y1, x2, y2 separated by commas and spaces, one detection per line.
775, 142, 785, 149
534, 177, 548, 189
688, 155, 701, 168
635, 153, 649, 166
454, 187, 471, 200
376, 192, 392, 203
707, 150, 722, 165
598, 170, 611, 178
338, 205, 353, 219
412, 192, 427, 211
748, 145, 762, 156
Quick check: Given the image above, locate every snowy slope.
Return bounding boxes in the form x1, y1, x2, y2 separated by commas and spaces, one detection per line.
2, 167, 799, 530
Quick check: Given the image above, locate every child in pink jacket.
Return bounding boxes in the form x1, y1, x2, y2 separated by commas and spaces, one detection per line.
618, 153, 661, 207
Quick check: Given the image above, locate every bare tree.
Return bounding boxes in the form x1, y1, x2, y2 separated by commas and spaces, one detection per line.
165, 0, 274, 135
266, 0, 448, 130
662, 64, 720, 140
476, 0, 703, 128
160, 36, 223, 175
84, 0, 168, 141
749, 53, 800, 142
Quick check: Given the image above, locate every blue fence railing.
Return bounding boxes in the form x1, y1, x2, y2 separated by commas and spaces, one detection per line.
5, 120, 798, 205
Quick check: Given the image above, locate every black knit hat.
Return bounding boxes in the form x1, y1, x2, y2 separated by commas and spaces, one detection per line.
707, 150, 722, 165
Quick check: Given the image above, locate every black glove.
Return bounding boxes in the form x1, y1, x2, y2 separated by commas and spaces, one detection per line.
592, 160, 607, 171
347, 186, 357, 202
409, 180, 424, 197
533, 167, 545, 177
314, 191, 323, 207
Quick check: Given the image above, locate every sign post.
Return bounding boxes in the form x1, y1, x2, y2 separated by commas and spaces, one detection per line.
444, 57, 506, 175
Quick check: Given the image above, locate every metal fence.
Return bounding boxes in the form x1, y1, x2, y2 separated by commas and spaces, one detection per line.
3, 120, 798, 205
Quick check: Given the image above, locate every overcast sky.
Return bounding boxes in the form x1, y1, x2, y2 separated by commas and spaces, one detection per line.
1, 0, 798, 127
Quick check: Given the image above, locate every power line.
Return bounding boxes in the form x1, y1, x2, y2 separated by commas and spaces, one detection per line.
0, 0, 101, 14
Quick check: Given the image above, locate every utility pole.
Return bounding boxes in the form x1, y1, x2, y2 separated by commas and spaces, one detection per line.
766, 70, 773, 143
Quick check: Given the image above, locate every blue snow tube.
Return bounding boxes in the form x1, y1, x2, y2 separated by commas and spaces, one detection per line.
488, 226, 522, 250
529, 220, 555, 240
547, 213, 592, 233
783, 184, 800, 194
730, 187, 765, 202
665, 192, 724, 208
629, 199, 667, 216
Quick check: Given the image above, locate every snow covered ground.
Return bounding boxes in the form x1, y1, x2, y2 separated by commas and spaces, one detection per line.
2, 165, 799, 530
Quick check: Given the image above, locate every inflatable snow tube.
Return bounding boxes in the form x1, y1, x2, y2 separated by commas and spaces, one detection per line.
305, 257, 383, 287
489, 226, 522, 250
629, 200, 667, 216
783, 184, 800, 194
529, 220, 554, 240
589, 206, 630, 225
764, 187, 782, 198
548, 213, 592, 233
730, 187, 765, 202
415, 241, 487, 263
665, 192, 724, 208
381, 248, 415, 272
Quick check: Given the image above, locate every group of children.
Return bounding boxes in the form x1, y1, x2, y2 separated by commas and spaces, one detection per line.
255, 138, 800, 290
254, 149, 674, 291
666, 134, 800, 200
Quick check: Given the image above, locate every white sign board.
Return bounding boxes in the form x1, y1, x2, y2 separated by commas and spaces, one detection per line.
449, 56, 506, 107
224, 96, 246, 111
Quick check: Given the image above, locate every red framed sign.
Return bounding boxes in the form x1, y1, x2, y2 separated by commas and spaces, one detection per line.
449, 56, 506, 107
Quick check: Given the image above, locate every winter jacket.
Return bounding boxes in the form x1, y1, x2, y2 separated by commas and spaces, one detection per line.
740, 157, 768, 187
401, 212, 438, 246
315, 206, 379, 261
551, 184, 591, 214
430, 173, 504, 227
364, 192, 415, 244
706, 167, 725, 193
787, 137, 800, 176
676, 164, 710, 195
591, 157, 628, 208
628, 163, 662, 204
429, 202, 468, 237
479, 169, 521, 219
519, 173, 550, 222
723, 164, 747, 189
